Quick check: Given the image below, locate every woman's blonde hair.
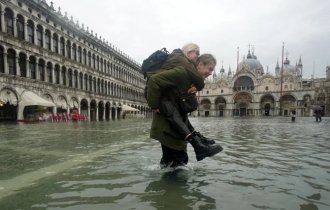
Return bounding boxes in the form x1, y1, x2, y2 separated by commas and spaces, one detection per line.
182, 43, 199, 57
197, 54, 217, 66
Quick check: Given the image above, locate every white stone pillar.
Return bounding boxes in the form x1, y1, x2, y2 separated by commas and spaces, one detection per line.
13, 13, 17, 37
87, 106, 90, 121
59, 68, 63, 85
109, 107, 112, 120
15, 56, 20, 76
96, 106, 99, 121
35, 59, 40, 80
33, 27, 37, 45
24, 21, 28, 41
0, 9, 5, 32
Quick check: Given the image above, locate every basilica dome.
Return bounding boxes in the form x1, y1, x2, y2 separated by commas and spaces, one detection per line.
282, 58, 296, 75
238, 50, 264, 76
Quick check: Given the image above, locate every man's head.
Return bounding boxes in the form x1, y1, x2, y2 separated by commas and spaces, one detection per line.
196, 54, 216, 79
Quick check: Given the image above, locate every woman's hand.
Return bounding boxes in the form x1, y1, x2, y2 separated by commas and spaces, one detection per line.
187, 85, 197, 94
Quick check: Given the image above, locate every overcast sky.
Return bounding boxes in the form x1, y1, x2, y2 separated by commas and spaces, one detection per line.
51, 0, 329, 78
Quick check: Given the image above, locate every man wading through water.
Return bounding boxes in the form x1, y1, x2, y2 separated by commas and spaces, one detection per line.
146, 43, 223, 168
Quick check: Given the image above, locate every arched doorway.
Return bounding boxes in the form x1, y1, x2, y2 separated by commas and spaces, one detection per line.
280, 94, 296, 116
90, 100, 97, 121
200, 99, 211, 117
233, 92, 253, 116
264, 104, 271, 116
98, 101, 104, 121
260, 94, 275, 116
0, 88, 18, 121
215, 97, 226, 117
80, 99, 88, 120
105, 102, 110, 120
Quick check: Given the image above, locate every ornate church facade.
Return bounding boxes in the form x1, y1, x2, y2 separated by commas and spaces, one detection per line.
0, 0, 149, 121
196, 50, 330, 117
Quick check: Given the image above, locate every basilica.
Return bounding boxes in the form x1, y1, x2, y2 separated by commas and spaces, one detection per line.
0, 0, 329, 122
196, 50, 330, 117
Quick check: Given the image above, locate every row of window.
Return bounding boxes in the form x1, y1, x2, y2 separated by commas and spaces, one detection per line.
1, 6, 144, 86
0, 47, 144, 101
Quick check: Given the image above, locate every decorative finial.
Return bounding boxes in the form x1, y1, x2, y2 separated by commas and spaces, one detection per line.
58, 6, 62, 15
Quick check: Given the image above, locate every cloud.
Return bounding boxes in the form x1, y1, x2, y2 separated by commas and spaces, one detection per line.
51, 0, 330, 77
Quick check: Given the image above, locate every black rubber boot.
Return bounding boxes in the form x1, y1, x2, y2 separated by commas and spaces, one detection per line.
194, 132, 216, 145
187, 135, 223, 161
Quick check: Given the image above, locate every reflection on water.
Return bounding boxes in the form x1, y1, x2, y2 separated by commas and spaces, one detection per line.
0, 117, 329, 210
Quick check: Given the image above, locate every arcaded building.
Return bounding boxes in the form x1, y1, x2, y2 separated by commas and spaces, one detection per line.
196, 50, 330, 117
0, 0, 148, 121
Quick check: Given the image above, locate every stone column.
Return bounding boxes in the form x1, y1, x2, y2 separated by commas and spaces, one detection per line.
59, 68, 63, 85
34, 27, 37, 45
15, 56, 20, 76
35, 58, 39, 80
24, 21, 28, 42
87, 105, 90, 121
109, 107, 112, 120
77, 73, 80, 89
51, 65, 55, 84
96, 106, 99, 121
0, 9, 5, 32
42, 28, 46, 48
13, 13, 17, 37
85, 76, 88, 91
114, 108, 117, 120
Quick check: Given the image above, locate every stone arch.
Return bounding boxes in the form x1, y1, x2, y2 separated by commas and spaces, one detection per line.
19, 52, 27, 77
233, 92, 253, 116
57, 95, 68, 113
90, 99, 97, 121
7, 48, 17, 75
98, 100, 104, 121
0, 87, 18, 121
260, 94, 275, 116
80, 98, 89, 119
43, 93, 55, 103
233, 75, 255, 91
105, 101, 111, 120
29, 55, 37, 79
215, 97, 227, 117
0, 87, 18, 105
280, 94, 296, 116
69, 97, 79, 111
200, 98, 212, 117
5, 7, 14, 35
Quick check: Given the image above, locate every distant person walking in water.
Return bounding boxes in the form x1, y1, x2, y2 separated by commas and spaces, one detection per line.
291, 110, 296, 122
315, 109, 322, 122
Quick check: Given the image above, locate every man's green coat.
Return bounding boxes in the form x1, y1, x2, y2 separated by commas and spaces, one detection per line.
146, 50, 204, 151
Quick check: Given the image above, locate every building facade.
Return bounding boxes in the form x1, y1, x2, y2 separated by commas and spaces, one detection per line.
0, 0, 149, 121
196, 50, 330, 117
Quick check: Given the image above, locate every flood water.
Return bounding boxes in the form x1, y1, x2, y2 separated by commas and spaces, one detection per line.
0, 117, 329, 210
